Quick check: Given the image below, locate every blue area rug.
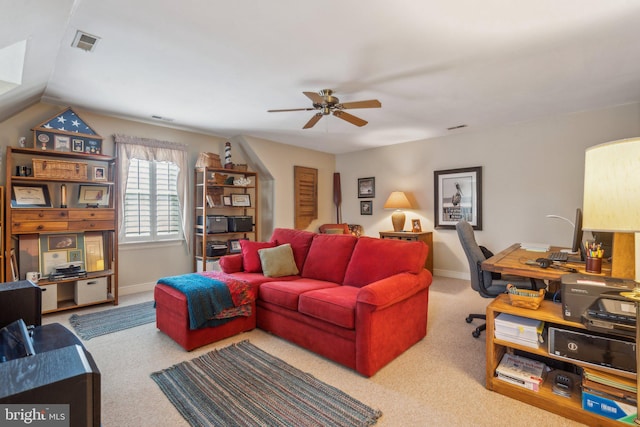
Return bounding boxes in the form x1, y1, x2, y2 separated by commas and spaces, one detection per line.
69, 301, 155, 340
151, 340, 382, 426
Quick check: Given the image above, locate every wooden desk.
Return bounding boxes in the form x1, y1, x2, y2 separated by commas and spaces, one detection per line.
481, 243, 612, 281
379, 231, 433, 273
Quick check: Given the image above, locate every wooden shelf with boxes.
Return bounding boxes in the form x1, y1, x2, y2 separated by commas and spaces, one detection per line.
5, 109, 118, 313
486, 294, 635, 426
193, 166, 258, 272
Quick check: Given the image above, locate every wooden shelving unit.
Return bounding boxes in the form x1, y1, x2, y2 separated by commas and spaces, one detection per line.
193, 166, 258, 272
486, 294, 634, 426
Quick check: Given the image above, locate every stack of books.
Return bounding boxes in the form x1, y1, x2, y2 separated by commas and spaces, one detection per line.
494, 313, 544, 349
495, 353, 547, 391
582, 367, 637, 423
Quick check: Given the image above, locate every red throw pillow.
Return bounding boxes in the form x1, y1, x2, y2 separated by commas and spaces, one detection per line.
241, 240, 276, 273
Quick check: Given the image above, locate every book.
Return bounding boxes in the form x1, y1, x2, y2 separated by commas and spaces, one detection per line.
495, 353, 546, 392
520, 242, 550, 252
494, 313, 544, 347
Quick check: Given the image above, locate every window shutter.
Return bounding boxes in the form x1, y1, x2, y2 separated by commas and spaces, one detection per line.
124, 159, 151, 237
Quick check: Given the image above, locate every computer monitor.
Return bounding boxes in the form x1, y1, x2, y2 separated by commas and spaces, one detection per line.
571, 208, 583, 254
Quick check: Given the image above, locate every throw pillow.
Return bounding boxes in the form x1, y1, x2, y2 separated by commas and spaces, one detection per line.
241, 240, 276, 273
258, 244, 299, 277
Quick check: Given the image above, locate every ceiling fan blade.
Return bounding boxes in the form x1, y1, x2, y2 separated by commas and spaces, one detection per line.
340, 99, 381, 109
303, 113, 323, 129
303, 91, 324, 104
267, 107, 315, 112
333, 110, 368, 127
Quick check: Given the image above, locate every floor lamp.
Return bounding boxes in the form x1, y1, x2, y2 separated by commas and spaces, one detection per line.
582, 137, 640, 424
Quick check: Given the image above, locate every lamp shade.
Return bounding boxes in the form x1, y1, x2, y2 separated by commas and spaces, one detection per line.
583, 138, 640, 232
383, 192, 412, 209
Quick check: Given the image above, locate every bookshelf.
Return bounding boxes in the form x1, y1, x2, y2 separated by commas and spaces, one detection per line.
486, 294, 634, 426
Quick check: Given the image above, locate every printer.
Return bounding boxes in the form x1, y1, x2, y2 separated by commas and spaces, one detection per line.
561, 273, 638, 338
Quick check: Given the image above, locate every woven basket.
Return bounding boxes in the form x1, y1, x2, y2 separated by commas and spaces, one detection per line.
33, 159, 88, 180
506, 284, 545, 310
196, 152, 222, 169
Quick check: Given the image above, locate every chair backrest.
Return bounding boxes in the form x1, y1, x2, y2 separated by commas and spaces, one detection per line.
455, 220, 495, 296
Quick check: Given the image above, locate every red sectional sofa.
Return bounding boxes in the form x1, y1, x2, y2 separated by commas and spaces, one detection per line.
155, 228, 432, 377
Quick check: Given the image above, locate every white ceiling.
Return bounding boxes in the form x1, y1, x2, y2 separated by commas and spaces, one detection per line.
3, 0, 640, 154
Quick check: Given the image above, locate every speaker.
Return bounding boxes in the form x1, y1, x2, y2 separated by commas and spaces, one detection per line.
0, 280, 42, 328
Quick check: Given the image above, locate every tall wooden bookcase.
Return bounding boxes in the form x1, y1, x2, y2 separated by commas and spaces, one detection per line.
193, 167, 258, 272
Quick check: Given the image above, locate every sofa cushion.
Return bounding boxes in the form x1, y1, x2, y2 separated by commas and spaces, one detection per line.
219, 253, 243, 273
270, 228, 315, 272
259, 278, 338, 310
240, 240, 276, 273
259, 244, 299, 277
343, 236, 429, 288
298, 286, 359, 329
301, 234, 357, 283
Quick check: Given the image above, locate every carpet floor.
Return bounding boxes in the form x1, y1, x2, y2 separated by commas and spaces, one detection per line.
151, 340, 382, 427
69, 300, 155, 340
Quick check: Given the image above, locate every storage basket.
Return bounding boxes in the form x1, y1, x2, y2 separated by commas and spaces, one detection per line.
506, 284, 545, 310
32, 159, 88, 180
208, 173, 228, 185
234, 163, 248, 171
196, 152, 222, 169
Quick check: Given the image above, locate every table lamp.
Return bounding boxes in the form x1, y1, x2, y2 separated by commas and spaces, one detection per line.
384, 191, 412, 232
582, 137, 640, 424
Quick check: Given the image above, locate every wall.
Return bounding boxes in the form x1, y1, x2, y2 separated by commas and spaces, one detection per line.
336, 103, 640, 278
0, 103, 336, 295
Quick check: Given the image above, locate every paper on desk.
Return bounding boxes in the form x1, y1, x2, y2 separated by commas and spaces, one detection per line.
520, 242, 550, 252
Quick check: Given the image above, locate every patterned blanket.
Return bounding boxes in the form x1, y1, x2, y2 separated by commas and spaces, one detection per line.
157, 271, 254, 330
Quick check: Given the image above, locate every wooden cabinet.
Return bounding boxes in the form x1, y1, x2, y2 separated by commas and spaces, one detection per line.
486, 294, 633, 426
4, 147, 118, 313
193, 167, 258, 272
379, 231, 433, 273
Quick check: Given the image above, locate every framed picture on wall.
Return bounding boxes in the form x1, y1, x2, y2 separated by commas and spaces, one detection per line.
434, 166, 482, 230
357, 177, 375, 198
360, 200, 373, 215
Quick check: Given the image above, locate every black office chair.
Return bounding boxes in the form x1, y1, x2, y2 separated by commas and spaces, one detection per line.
456, 220, 545, 337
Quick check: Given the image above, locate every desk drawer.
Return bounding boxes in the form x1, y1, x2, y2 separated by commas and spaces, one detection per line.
68, 210, 115, 221
12, 221, 69, 233
12, 210, 68, 221
75, 277, 108, 305
67, 220, 114, 231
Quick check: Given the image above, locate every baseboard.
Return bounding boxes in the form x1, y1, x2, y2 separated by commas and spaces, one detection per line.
434, 269, 470, 280
119, 281, 156, 296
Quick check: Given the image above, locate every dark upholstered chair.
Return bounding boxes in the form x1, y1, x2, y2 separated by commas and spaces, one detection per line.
456, 220, 545, 337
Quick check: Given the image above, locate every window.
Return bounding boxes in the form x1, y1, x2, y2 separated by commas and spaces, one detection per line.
115, 134, 188, 246
123, 159, 182, 242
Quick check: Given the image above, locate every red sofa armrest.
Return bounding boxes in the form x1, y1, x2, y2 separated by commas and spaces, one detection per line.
219, 254, 243, 273
357, 270, 432, 309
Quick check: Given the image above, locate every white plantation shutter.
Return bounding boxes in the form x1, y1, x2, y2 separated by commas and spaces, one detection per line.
116, 135, 188, 245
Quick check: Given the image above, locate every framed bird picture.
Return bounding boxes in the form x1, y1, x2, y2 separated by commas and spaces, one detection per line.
434, 166, 482, 230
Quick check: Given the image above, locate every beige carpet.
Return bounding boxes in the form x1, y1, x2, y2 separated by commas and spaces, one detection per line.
44, 276, 586, 427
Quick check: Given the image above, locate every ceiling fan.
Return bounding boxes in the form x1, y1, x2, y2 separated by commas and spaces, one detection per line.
267, 89, 381, 129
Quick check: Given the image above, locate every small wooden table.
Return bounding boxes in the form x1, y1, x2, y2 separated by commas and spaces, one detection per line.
481, 243, 612, 282
379, 231, 433, 273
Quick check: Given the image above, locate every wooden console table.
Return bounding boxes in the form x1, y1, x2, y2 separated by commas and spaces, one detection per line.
379, 231, 433, 273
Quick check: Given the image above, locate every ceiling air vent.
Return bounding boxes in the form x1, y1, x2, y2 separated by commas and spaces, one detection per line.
72, 30, 100, 52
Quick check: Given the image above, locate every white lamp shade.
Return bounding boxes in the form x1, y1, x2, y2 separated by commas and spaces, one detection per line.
583, 138, 640, 232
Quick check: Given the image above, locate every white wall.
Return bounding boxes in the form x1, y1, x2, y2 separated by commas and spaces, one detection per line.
336, 103, 640, 278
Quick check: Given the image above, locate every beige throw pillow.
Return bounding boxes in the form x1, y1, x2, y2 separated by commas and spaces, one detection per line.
258, 243, 299, 277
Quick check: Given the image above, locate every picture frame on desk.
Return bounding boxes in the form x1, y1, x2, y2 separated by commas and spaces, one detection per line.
11, 183, 52, 208
434, 166, 482, 230
230, 193, 251, 207
78, 185, 110, 207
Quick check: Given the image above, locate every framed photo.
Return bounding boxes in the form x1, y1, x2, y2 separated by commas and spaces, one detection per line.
360, 200, 373, 215
85, 232, 105, 272
227, 239, 242, 254
72, 138, 85, 153
412, 219, 422, 232
93, 166, 106, 181
434, 166, 482, 230
78, 185, 110, 206
11, 183, 52, 208
47, 234, 78, 251
54, 135, 71, 152
10, 249, 18, 281
358, 177, 375, 198
231, 193, 251, 207
223, 196, 232, 206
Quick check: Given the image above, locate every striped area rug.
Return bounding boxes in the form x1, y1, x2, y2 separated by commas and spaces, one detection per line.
151, 341, 382, 426
69, 301, 156, 340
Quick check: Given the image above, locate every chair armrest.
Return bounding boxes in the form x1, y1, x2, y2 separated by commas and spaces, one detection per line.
357, 270, 432, 310
219, 254, 243, 273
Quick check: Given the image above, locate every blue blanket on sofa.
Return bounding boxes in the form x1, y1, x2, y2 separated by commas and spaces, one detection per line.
157, 273, 234, 330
